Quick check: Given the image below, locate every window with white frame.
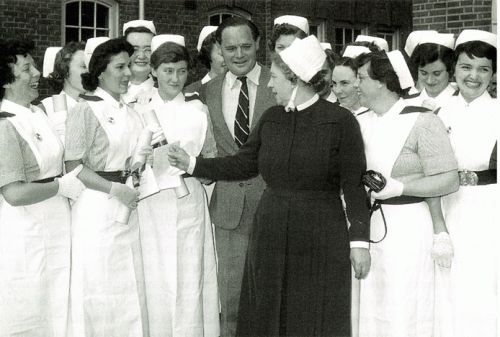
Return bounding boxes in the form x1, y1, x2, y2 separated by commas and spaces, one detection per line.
376, 29, 400, 50
63, 0, 118, 44
309, 20, 326, 41
208, 7, 251, 25
333, 26, 367, 54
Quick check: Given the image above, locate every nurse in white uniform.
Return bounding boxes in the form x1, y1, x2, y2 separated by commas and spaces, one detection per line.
355, 50, 459, 337
64, 38, 148, 337
133, 35, 219, 337
405, 31, 457, 111
437, 29, 498, 337
122, 20, 156, 104
40, 42, 87, 142
0, 38, 84, 337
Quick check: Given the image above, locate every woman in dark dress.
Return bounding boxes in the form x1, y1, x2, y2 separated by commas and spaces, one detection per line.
168, 35, 371, 337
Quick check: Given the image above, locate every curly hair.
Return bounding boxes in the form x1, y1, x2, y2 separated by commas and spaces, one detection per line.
47, 41, 86, 92
0, 38, 35, 99
271, 52, 329, 94
455, 40, 496, 73
355, 51, 407, 97
268, 23, 307, 52
81, 38, 134, 92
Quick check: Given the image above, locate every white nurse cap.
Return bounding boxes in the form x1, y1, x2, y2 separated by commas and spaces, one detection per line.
320, 42, 332, 51
197, 26, 218, 52
355, 35, 389, 52
455, 29, 497, 49
279, 35, 326, 82
404, 30, 438, 56
274, 15, 309, 35
123, 20, 156, 35
343, 45, 371, 59
387, 50, 415, 91
151, 34, 186, 53
84, 37, 110, 68
42, 46, 62, 78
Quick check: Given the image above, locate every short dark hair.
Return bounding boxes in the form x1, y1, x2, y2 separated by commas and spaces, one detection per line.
324, 48, 339, 71
411, 43, 455, 78
150, 42, 193, 70
271, 52, 329, 94
124, 26, 155, 39
81, 38, 134, 92
267, 23, 307, 51
455, 41, 496, 73
197, 32, 216, 69
355, 51, 407, 97
47, 41, 86, 92
334, 56, 358, 74
0, 38, 35, 100
215, 16, 259, 44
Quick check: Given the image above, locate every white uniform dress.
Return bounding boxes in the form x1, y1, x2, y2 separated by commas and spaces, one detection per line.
41, 91, 79, 143
134, 89, 220, 337
405, 83, 457, 112
122, 76, 155, 105
437, 91, 498, 337
357, 99, 457, 337
65, 87, 148, 337
0, 99, 71, 337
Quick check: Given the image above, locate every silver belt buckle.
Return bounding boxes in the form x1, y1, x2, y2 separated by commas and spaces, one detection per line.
459, 170, 478, 186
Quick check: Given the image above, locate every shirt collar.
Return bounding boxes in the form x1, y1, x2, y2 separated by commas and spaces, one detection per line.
325, 91, 337, 103
458, 90, 492, 107
379, 98, 406, 118
94, 87, 125, 109
201, 73, 212, 85
151, 89, 185, 105
226, 63, 261, 89
295, 94, 320, 111
128, 76, 154, 90
0, 99, 34, 116
420, 83, 455, 100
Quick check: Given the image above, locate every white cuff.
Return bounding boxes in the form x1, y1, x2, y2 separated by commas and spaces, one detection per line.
187, 156, 196, 175
350, 241, 370, 249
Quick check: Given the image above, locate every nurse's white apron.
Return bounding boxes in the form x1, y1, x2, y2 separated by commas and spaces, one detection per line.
41, 91, 78, 144
357, 101, 434, 337
0, 103, 70, 337
437, 93, 498, 337
69, 97, 148, 337
137, 94, 219, 337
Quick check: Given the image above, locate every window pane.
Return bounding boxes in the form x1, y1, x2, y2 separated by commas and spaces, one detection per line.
209, 15, 219, 25
354, 29, 361, 38
335, 28, 343, 44
310, 25, 318, 37
345, 29, 353, 43
222, 14, 231, 22
66, 2, 79, 26
96, 4, 108, 28
66, 27, 80, 43
81, 28, 95, 41
81, 1, 94, 27
95, 29, 108, 37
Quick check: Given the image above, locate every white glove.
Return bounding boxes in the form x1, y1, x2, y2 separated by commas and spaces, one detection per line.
56, 164, 85, 200
371, 177, 404, 200
108, 182, 139, 209
431, 232, 454, 269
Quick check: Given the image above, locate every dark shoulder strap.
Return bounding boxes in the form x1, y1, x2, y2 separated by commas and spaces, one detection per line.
404, 92, 420, 99
489, 142, 497, 169
452, 89, 459, 96
433, 107, 441, 115
400, 105, 431, 114
185, 92, 201, 103
78, 93, 103, 102
356, 108, 370, 116
0, 111, 15, 119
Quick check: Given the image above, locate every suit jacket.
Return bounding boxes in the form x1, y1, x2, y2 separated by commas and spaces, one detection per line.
199, 65, 275, 232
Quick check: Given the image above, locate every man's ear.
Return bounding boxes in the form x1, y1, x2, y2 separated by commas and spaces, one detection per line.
255, 37, 260, 52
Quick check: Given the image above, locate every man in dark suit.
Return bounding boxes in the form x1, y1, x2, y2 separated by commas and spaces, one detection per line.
195, 17, 275, 337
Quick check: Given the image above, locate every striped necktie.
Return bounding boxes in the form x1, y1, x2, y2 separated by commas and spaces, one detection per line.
234, 76, 249, 147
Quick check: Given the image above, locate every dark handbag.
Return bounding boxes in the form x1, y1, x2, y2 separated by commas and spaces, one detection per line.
362, 170, 388, 244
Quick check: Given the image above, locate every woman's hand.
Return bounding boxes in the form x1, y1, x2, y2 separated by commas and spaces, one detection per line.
56, 164, 85, 200
350, 247, 371, 279
108, 182, 139, 209
167, 143, 190, 171
371, 177, 404, 200
431, 232, 453, 269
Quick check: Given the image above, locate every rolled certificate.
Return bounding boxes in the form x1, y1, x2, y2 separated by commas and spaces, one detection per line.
142, 109, 189, 199
115, 176, 136, 225
132, 129, 153, 170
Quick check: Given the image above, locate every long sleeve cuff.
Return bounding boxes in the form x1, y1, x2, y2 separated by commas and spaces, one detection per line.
350, 241, 370, 249
187, 156, 196, 175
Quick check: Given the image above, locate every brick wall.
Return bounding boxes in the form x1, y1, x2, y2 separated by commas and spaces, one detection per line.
413, 0, 494, 34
